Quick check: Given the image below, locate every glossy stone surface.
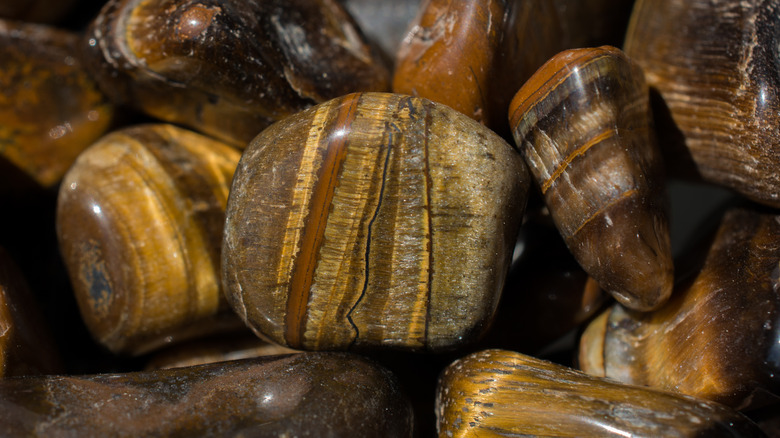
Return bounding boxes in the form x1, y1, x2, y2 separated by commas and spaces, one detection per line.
223, 92, 529, 351
624, 0, 780, 207
0, 353, 414, 437
82, 0, 390, 147
0, 19, 114, 187
57, 124, 242, 355
393, 0, 634, 136
437, 349, 766, 437
580, 206, 780, 409
0, 247, 60, 378
509, 46, 673, 311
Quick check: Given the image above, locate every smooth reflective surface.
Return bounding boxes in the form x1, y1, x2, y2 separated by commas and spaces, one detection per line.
437, 349, 765, 437
82, 0, 390, 147
508, 46, 673, 311
57, 124, 242, 355
580, 205, 780, 409
0, 19, 113, 187
0, 353, 414, 437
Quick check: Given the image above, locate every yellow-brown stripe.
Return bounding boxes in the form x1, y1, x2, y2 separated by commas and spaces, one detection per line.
540, 128, 618, 193
509, 49, 617, 138
285, 93, 362, 347
420, 103, 434, 344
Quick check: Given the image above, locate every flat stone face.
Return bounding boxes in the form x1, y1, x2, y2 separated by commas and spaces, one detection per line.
223, 92, 529, 352
436, 349, 765, 438
0, 352, 414, 437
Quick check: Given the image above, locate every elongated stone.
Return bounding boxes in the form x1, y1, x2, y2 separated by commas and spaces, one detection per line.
0, 353, 414, 436
437, 349, 766, 437
508, 46, 673, 311
580, 206, 780, 409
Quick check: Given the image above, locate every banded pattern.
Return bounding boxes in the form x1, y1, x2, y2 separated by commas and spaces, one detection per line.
392, 0, 636, 136
625, 0, 780, 207
57, 124, 242, 355
223, 92, 529, 351
508, 46, 673, 311
83, 0, 389, 147
580, 207, 780, 410
436, 349, 765, 437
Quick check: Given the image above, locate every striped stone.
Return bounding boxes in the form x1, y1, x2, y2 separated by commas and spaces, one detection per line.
437, 349, 765, 437
508, 46, 674, 312
223, 92, 529, 351
57, 124, 242, 355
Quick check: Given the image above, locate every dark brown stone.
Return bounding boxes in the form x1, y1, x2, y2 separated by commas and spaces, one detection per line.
0, 353, 414, 437
81, 0, 390, 147
508, 46, 673, 311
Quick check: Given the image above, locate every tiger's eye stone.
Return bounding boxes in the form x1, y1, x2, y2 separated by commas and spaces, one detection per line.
0, 247, 60, 378
393, 0, 559, 135
624, 0, 780, 207
0, 19, 114, 187
223, 92, 530, 352
395, 0, 521, 132
437, 349, 766, 437
57, 124, 243, 355
393, 0, 635, 135
579, 206, 780, 409
508, 46, 673, 312
0, 353, 414, 437
82, 0, 390, 147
